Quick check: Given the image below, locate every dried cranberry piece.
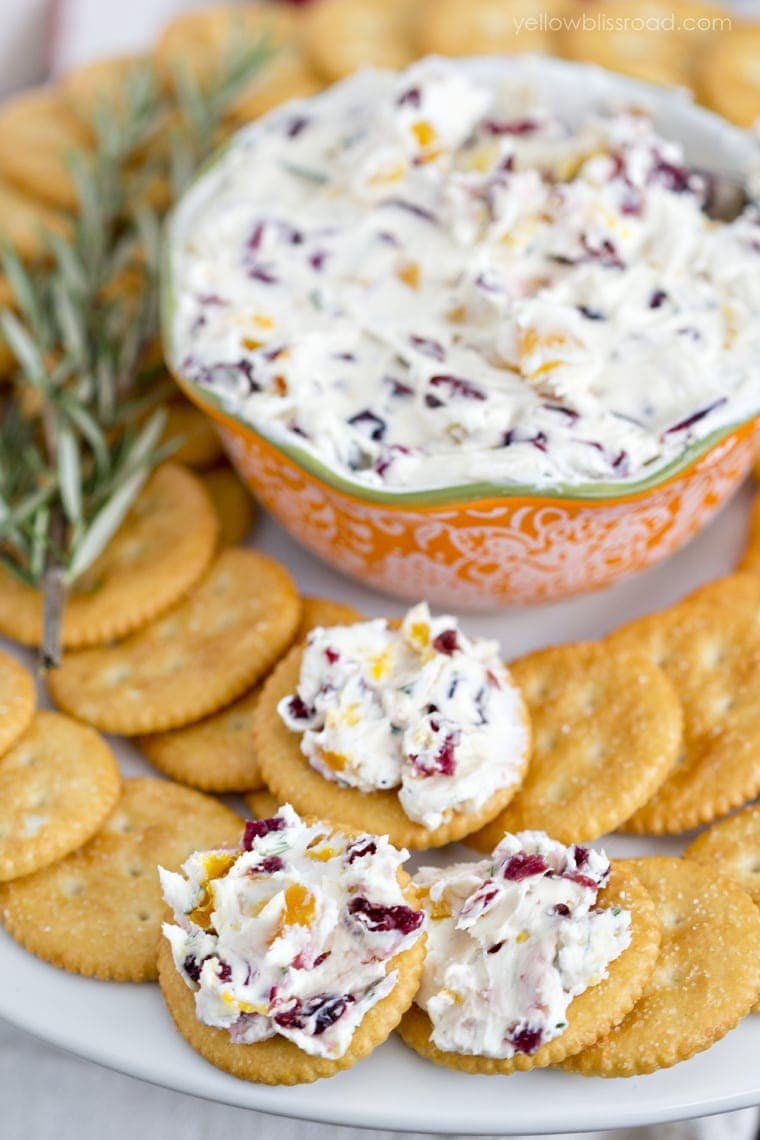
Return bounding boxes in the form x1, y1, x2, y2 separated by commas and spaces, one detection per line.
183, 955, 202, 983
252, 856, 285, 875
409, 334, 446, 361
346, 839, 377, 863
286, 694, 312, 720
577, 305, 603, 321
649, 158, 694, 194
243, 816, 286, 849
542, 403, 579, 424
664, 397, 727, 435
324, 647, 340, 664
217, 961, 232, 982
397, 86, 421, 107
510, 1026, 544, 1054
487, 941, 504, 955
381, 198, 439, 225
649, 289, 668, 309
313, 951, 330, 967
424, 394, 444, 409
573, 845, 589, 867
247, 264, 278, 285
502, 852, 549, 881
482, 118, 538, 136
386, 376, 414, 397
580, 234, 624, 269
285, 115, 310, 138
309, 993, 355, 1035
552, 903, 571, 917
432, 629, 459, 655
564, 871, 599, 891
429, 374, 486, 401
309, 250, 328, 272
348, 409, 387, 441
348, 897, 423, 935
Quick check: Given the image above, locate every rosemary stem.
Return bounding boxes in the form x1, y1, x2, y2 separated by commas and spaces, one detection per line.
39, 510, 67, 672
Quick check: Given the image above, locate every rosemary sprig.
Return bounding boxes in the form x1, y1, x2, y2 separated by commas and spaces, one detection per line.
0, 35, 271, 667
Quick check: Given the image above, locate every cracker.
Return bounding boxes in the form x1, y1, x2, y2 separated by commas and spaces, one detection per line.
163, 399, 225, 469
0, 464, 219, 650
0, 178, 70, 263
469, 642, 682, 851
685, 803, 760, 906
698, 24, 760, 128
558, 3, 692, 86
0, 778, 242, 981
139, 686, 264, 794
0, 711, 120, 882
398, 862, 661, 1074
243, 788, 280, 819
48, 548, 301, 735
60, 55, 154, 122
296, 597, 362, 641
155, 4, 317, 124
562, 857, 760, 1075
204, 466, 256, 547
158, 865, 426, 1084
738, 491, 760, 575
0, 88, 93, 212
0, 650, 35, 758
415, 0, 559, 56
608, 573, 760, 833
303, 0, 415, 82
252, 644, 529, 850
138, 596, 356, 793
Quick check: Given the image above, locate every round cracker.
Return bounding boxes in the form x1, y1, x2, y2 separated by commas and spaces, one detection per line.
0, 711, 120, 882
0, 88, 93, 212
48, 548, 301, 735
416, 0, 559, 57
398, 862, 661, 1074
0, 650, 35, 758
60, 54, 154, 122
158, 870, 426, 1084
470, 642, 683, 851
0, 777, 242, 981
0, 177, 70, 263
685, 803, 760, 906
297, 597, 362, 641
698, 23, 760, 128
0, 464, 219, 650
225, 45, 322, 125
204, 466, 256, 547
303, 0, 415, 82
139, 686, 264, 793
558, 2, 692, 86
244, 787, 280, 819
562, 857, 760, 1076
253, 643, 530, 850
608, 574, 760, 834
163, 400, 225, 469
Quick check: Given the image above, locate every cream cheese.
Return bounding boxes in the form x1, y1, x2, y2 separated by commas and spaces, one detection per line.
414, 832, 630, 1058
278, 602, 529, 829
160, 805, 424, 1059
170, 57, 760, 492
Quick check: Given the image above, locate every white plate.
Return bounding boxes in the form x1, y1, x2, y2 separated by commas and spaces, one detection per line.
0, 479, 758, 1134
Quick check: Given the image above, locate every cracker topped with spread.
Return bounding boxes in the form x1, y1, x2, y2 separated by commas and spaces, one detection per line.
159, 804, 426, 1082
398, 832, 660, 1073
255, 602, 530, 846
168, 57, 760, 494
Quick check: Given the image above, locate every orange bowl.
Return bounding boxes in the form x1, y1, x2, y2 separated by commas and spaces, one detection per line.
172, 375, 759, 609
164, 56, 760, 608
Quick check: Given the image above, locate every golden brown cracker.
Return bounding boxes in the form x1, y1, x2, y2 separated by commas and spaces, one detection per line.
253, 643, 529, 850
204, 466, 256, 547
0, 178, 70, 263
158, 867, 426, 1084
243, 788, 280, 819
0, 464, 219, 649
685, 803, 760, 905
398, 862, 661, 1074
416, 0, 559, 56
0, 650, 35, 758
608, 573, 760, 834
139, 685, 264, 794
297, 597, 362, 641
48, 548, 301, 735
0, 777, 242, 981
225, 45, 322, 125
558, 2, 692, 86
562, 857, 760, 1075
304, 0, 415, 82
738, 490, 760, 574
163, 399, 225, 469
60, 54, 154, 122
0, 711, 120, 882
698, 23, 760, 128
0, 88, 93, 212
470, 641, 682, 851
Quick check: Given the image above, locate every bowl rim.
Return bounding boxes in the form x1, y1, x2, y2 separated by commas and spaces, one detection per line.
162, 53, 759, 510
